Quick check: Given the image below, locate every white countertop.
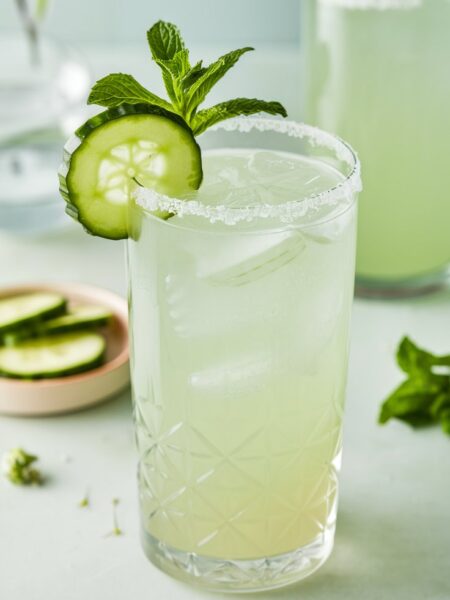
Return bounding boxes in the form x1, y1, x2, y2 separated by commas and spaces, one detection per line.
1, 45, 449, 600
1, 224, 449, 600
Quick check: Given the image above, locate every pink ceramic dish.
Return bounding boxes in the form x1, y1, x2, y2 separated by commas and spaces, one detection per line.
0, 283, 130, 416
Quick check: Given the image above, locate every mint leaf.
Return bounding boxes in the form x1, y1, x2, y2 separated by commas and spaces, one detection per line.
147, 22, 189, 107
88, 73, 173, 112
440, 408, 450, 435
397, 336, 450, 375
430, 393, 450, 420
154, 49, 191, 107
157, 50, 190, 79
181, 61, 206, 92
147, 21, 185, 61
378, 376, 439, 425
156, 66, 178, 106
185, 47, 254, 118
400, 412, 433, 428
379, 337, 450, 436
193, 98, 288, 135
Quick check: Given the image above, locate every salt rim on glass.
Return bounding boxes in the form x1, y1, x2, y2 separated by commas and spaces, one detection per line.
135, 117, 362, 226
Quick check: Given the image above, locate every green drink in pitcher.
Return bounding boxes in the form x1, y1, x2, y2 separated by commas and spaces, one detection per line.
306, 0, 450, 295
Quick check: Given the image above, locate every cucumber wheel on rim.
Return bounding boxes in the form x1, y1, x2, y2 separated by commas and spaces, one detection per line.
59, 104, 202, 240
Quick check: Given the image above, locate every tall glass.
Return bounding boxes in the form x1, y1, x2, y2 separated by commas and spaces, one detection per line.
0, 33, 90, 234
127, 118, 360, 592
305, 0, 450, 297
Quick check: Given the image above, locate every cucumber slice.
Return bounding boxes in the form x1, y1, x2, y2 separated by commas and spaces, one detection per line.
3, 305, 113, 344
40, 304, 113, 334
0, 292, 66, 335
59, 103, 202, 240
0, 332, 106, 379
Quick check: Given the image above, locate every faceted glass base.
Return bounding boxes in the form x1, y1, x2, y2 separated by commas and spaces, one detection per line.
355, 268, 449, 300
141, 527, 334, 593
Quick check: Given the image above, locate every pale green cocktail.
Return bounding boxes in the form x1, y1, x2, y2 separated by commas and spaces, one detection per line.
128, 118, 360, 591
306, 0, 450, 294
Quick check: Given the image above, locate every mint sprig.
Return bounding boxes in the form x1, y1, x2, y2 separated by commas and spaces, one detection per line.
88, 20, 287, 135
379, 337, 450, 435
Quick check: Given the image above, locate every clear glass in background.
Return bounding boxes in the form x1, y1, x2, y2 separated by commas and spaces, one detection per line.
0, 32, 90, 235
305, 0, 450, 297
127, 118, 361, 592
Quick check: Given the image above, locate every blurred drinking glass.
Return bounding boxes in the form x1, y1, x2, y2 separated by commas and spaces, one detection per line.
0, 6, 90, 235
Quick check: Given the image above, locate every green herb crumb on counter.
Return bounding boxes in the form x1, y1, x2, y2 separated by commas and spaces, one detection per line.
105, 497, 123, 537
2, 448, 42, 485
379, 337, 450, 436
78, 492, 90, 508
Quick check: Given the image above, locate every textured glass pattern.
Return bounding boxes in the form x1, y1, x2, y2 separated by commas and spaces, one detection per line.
134, 373, 344, 559
141, 527, 334, 592
129, 199, 355, 562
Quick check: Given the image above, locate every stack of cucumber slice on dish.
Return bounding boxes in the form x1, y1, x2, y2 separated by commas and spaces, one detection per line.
0, 292, 112, 379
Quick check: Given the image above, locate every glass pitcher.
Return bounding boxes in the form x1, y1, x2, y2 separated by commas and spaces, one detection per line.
305, 0, 450, 297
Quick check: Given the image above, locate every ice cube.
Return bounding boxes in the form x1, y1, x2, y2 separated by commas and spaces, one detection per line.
161, 228, 309, 340
164, 269, 275, 339
303, 202, 355, 244
189, 352, 273, 397
286, 277, 347, 375
197, 231, 306, 287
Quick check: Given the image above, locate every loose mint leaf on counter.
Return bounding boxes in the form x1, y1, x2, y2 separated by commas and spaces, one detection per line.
440, 409, 450, 435
378, 376, 437, 425
379, 337, 450, 437
430, 393, 450, 420
397, 336, 450, 375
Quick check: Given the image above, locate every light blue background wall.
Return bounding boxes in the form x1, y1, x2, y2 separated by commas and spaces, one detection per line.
1, 1, 304, 120
2, 0, 301, 45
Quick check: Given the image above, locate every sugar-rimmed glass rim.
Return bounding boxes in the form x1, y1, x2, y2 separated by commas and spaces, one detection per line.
135, 117, 361, 227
